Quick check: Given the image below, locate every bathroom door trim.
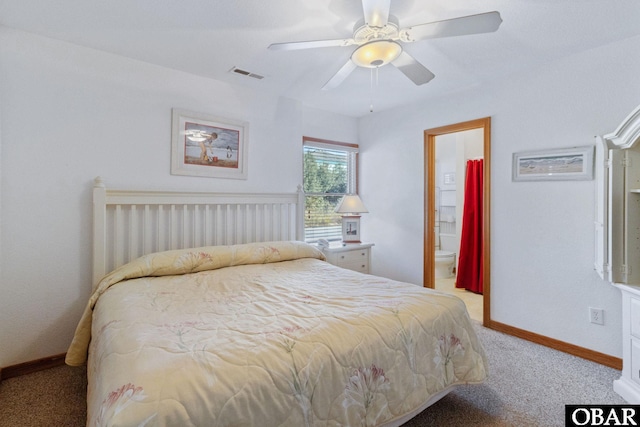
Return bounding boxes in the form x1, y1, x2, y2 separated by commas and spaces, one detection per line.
424, 117, 491, 325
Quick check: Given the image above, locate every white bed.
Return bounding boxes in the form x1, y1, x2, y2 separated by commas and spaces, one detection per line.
66, 177, 488, 426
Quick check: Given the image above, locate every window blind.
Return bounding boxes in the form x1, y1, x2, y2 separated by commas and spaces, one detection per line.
303, 139, 358, 242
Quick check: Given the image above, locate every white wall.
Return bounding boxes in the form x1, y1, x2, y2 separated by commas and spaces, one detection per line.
359, 35, 640, 358
0, 27, 358, 366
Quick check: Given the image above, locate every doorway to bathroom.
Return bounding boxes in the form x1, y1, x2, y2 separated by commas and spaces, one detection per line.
424, 118, 491, 325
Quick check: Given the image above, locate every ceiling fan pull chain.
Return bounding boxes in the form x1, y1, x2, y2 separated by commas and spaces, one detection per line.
370, 66, 381, 113
370, 67, 374, 112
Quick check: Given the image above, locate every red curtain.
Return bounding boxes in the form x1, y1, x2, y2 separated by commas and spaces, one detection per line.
456, 159, 483, 294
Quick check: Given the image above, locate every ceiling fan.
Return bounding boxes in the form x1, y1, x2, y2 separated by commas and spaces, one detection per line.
268, 0, 502, 90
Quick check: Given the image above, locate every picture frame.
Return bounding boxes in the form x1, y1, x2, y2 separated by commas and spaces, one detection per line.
171, 109, 249, 179
342, 215, 361, 243
512, 145, 594, 182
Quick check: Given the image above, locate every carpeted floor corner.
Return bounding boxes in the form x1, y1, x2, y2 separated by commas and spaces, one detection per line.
0, 362, 86, 427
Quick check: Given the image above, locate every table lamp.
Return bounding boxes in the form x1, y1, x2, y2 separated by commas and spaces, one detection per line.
335, 194, 368, 243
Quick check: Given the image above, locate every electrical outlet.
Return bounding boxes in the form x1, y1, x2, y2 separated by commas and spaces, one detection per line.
590, 307, 604, 325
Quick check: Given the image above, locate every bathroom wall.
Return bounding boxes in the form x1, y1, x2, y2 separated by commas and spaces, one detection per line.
435, 129, 483, 255
435, 135, 458, 253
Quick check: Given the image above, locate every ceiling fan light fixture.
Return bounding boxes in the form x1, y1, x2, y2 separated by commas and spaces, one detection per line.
351, 40, 402, 68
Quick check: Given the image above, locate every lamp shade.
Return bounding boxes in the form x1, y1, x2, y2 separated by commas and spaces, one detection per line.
335, 194, 369, 214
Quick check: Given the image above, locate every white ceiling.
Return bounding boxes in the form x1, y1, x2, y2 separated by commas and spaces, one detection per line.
1, 0, 639, 117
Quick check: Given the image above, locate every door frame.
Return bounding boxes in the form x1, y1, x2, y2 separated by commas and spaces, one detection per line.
424, 117, 491, 325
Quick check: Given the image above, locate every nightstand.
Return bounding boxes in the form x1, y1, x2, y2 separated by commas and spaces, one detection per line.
321, 243, 374, 274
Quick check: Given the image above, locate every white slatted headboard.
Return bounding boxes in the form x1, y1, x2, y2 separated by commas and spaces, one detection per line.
92, 177, 305, 286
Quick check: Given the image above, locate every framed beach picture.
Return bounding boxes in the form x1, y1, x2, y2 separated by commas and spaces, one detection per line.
512, 146, 594, 182
171, 109, 249, 179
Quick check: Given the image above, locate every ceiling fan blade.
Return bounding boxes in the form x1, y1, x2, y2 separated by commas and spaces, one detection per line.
268, 38, 355, 51
402, 11, 502, 42
361, 0, 391, 27
392, 51, 435, 86
322, 60, 358, 90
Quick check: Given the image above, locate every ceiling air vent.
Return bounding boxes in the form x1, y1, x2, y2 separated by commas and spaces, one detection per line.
230, 67, 264, 80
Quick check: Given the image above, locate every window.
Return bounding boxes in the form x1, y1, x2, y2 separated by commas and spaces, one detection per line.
303, 137, 358, 242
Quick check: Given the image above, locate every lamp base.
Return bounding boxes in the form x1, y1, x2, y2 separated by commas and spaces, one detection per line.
341, 215, 361, 243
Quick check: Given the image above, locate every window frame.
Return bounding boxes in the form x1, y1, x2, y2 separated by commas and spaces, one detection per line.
302, 136, 359, 243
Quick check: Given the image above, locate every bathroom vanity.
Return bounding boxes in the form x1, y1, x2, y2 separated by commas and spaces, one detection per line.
595, 104, 640, 403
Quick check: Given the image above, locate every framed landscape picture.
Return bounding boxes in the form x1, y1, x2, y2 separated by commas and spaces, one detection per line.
341, 215, 361, 243
171, 109, 249, 179
512, 146, 594, 182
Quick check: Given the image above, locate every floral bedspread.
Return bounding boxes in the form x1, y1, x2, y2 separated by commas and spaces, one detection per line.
66, 241, 488, 426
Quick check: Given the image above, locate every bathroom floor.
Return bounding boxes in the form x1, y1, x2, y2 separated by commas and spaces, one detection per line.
435, 277, 483, 323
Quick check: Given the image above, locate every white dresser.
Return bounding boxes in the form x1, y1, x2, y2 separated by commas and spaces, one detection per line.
321, 243, 374, 274
595, 104, 640, 403
615, 284, 640, 403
